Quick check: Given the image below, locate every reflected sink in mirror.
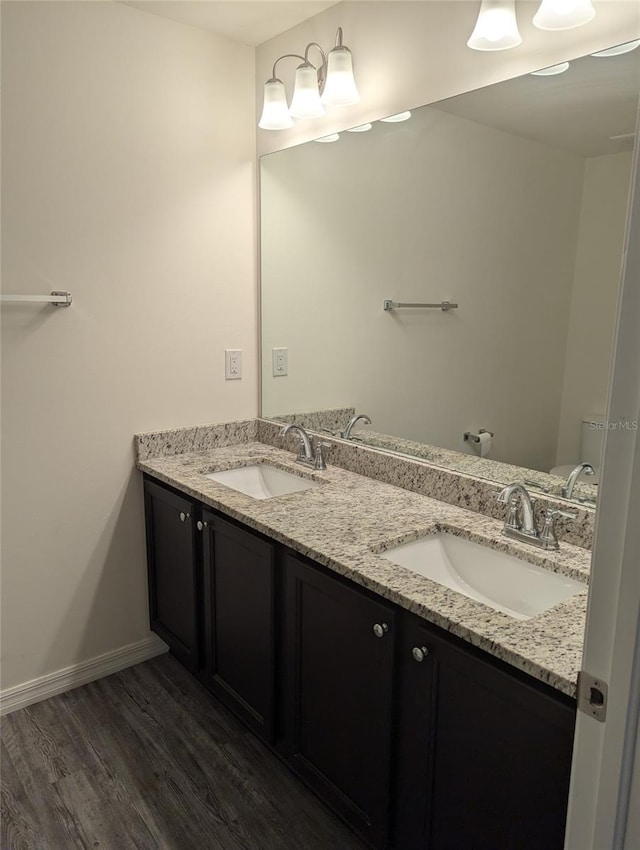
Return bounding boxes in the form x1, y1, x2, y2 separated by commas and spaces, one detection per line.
379, 532, 585, 620
205, 464, 318, 500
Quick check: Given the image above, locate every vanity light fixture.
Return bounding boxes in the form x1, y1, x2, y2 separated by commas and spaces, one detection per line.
591, 39, 640, 57
347, 123, 373, 132
467, 0, 522, 51
533, 0, 595, 31
531, 61, 570, 75
380, 111, 412, 123
259, 27, 359, 130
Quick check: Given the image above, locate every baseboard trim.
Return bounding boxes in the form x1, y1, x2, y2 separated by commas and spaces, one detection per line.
0, 634, 169, 716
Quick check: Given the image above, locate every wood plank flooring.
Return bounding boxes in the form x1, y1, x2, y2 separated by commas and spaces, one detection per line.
1, 653, 367, 850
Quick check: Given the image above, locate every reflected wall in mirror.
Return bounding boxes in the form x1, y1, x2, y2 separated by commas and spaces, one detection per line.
261, 44, 640, 501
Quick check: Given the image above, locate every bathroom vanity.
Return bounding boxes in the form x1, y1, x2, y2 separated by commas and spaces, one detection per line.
137, 422, 590, 850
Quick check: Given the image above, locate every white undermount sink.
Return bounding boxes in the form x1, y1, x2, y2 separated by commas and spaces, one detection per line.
379, 532, 585, 620
205, 464, 318, 500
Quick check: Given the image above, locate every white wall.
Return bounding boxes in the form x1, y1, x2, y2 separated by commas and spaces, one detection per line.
1, 2, 256, 692
256, 1, 640, 155
556, 151, 633, 466
261, 108, 585, 471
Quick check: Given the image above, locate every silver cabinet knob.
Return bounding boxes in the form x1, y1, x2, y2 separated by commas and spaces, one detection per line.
179, 512, 190, 523
412, 646, 429, 662
196, 520, 208, 531
373, 623, 389, 638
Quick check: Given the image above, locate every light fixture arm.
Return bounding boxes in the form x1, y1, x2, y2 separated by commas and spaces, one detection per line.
303, 42, 328, 92
271, 53, 306, 80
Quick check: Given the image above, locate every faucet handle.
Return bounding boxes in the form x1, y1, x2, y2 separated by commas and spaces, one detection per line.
540, 508, 578, 550
545, 508, 578, 521
314, 441, 332, 470
505, 496, 520, 531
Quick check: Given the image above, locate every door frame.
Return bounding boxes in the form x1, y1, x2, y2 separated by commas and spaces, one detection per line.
564, 104, 640, 850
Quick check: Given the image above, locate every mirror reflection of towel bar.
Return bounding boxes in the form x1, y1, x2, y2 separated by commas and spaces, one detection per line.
1, 291, 72, 308
383, 299, 458, 312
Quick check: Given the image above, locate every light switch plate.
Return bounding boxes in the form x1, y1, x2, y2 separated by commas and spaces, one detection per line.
225, 349, 242, 380
272, 347, 288, 377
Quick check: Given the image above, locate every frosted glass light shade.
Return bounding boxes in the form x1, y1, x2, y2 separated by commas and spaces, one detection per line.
592, 40, 640, 57
533, 0, 595, 31
321, 47, 360, 106
290, 64, 325, 119
259, 79, 293, 130
467, 0, 522, 51
314, 133, 340, 143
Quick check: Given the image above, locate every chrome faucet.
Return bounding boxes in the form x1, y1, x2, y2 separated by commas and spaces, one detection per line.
496, 482, 577, 550
280, 424, 330, 470
497, 483, 538, 537
342, 413, 372, 440
562, 462, 596, 500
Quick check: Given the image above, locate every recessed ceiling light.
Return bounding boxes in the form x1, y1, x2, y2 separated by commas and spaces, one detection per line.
591, 40, 640, 58
314, 133, 340, 143
380, 111, 412, 123
347, 123, 373, 133
531, 62, 570, 76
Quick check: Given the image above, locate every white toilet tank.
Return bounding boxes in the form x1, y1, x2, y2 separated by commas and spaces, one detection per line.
550, 415, 605, 480
581, 415, 605, 469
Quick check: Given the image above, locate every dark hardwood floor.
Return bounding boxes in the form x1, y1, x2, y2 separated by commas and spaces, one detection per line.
1, 653, 367, 850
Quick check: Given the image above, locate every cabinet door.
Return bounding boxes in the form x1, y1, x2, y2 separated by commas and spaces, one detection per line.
394, 614, 575, 850
201, 512, 276, 742
285, 554, 395, 849
144, 478, 200, 671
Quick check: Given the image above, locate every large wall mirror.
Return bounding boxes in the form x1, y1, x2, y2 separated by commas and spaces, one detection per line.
260, 42, 640, 504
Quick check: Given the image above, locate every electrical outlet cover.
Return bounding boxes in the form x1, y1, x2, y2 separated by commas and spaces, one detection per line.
272, 347, 288, 377
225, 349, 242, 380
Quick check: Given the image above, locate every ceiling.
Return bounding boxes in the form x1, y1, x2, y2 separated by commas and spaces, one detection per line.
121, 1, 340, 46
433, 46, 640, 158
121, 2, 639, 156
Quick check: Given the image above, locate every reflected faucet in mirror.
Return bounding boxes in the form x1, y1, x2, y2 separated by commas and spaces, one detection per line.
341, 413, 372, 440
562, 462, 596, 500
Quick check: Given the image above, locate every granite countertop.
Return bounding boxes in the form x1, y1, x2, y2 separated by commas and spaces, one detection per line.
138, 441, 591, 697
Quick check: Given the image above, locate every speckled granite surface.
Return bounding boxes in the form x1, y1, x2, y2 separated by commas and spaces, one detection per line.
135, 419, 256, 461
257, 419, 595, 550
136, 440, 590, 697
271, 407, 356, 435
267, 411, 599, 505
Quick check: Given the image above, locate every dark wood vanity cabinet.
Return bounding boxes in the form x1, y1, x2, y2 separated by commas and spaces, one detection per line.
144, 479, 200, 671
284, 554, 396, 849
393, 613, 576, 850
143, 478, 276, 741
200, 511, 276, 742
143, 475, 576, 850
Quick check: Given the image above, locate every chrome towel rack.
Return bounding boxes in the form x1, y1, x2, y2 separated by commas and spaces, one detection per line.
383, 299, 458, 312
1, 291, 72, 308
